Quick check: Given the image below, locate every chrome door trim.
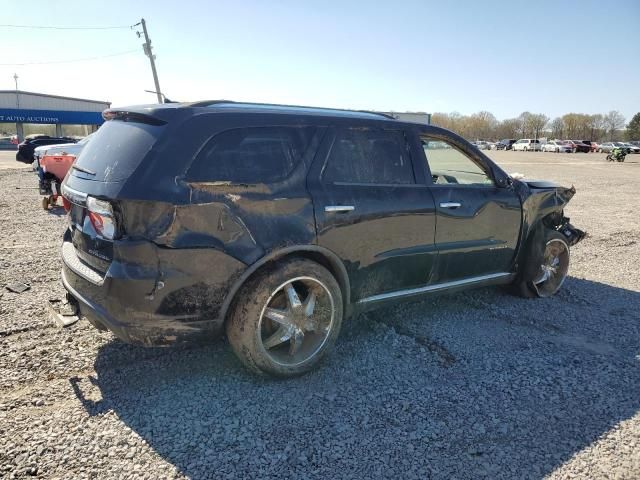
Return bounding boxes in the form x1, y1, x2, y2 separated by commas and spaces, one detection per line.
357, 272, 512, 304
439, 202, 462, 208
324, 205, 355, 213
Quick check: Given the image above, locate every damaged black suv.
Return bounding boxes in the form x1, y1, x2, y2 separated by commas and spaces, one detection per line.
61, 101, 584, 377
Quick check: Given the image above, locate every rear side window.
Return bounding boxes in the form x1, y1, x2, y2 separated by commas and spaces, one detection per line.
323, 128, 414, 185
187, 126, 314, 184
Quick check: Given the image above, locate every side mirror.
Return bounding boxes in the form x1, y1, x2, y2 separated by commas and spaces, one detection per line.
495, 175, 513, 188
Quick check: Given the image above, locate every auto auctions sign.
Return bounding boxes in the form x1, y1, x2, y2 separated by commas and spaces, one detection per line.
0, 108, 103, 125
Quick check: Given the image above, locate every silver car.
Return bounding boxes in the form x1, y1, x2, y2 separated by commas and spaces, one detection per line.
542, 141, 572, 153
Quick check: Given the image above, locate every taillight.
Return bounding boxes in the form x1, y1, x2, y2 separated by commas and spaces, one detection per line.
62, 196, 71, 212
86, 196, 117, 240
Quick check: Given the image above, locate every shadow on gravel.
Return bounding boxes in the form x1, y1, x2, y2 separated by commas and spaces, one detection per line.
76, 277, 640, 479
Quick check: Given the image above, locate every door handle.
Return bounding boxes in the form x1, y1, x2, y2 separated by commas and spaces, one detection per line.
439, 202, 462, 208
325, 205, 355, 213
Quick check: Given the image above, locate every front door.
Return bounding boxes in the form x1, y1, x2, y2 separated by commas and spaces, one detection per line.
308, 125, 437, 302
418, 135, 522, 283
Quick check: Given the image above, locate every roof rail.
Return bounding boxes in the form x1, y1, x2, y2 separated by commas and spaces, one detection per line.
356, 110, 397, 120
186, 99, 235, 108
189, 99, 398, 120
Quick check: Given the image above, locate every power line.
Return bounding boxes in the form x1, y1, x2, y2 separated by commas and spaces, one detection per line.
0, 23, 137, 30
0, 49, 139, 66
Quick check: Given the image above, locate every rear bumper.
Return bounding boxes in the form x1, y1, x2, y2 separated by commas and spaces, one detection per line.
61, 230, 247, 346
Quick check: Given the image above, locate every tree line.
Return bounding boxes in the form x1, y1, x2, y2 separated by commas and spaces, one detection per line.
430, 110, 637, 142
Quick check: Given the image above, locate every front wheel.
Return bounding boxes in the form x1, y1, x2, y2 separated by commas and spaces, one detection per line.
514, 230, 570, 298
227, 258, 343, 377
606, 154, 613, 162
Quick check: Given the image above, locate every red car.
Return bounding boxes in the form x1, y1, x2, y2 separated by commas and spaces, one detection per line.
564, 140, 591, 153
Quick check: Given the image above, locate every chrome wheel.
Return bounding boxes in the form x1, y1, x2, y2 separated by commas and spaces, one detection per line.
532, 238, 569, 297
258, 276, 335, 366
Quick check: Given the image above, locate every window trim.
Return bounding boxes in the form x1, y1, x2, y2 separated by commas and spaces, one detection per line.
319, 126, 417, 187
415, 132, 498, 188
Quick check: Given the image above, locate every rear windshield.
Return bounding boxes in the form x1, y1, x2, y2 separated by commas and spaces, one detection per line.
72, 120, 163, 182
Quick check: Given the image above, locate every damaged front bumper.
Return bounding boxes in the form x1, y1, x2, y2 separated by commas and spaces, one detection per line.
556, 218, 586, 246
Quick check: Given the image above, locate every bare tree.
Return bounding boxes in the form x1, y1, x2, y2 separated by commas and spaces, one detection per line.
562, 113, 581, 139
526, 113, 549, 139
604, 110, 626, 141
517, 112, 532, 138
494, 118, 520, 139
550, 117, 564, 139
588, 114, 605, 141
431, 109, 626, 142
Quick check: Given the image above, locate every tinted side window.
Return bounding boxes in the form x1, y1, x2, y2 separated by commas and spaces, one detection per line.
323, 128, 414, 184
187, 127, 313, 183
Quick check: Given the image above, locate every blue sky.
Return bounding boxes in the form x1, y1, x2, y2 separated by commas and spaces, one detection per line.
1, 0, 638, 121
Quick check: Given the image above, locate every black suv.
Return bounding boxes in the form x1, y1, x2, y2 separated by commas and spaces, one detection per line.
496, 139, 516, 150
16, 135, 77, 163
60, 101, 584, 377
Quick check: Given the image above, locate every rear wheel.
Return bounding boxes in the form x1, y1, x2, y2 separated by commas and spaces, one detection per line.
226, 258, 343, 377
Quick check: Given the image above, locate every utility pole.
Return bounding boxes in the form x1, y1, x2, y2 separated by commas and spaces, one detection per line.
139, 18, 162, 103
13, 73, 19, 108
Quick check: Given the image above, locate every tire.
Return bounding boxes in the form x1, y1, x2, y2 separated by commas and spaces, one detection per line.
513, 230, 570, 298
226, 258, 343, 377
606, 154, 613, 162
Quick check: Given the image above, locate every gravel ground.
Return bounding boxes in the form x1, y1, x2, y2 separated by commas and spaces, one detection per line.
1, 151, 639, 479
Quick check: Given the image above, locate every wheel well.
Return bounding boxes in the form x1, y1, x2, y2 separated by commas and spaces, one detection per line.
220, 248, 351, 325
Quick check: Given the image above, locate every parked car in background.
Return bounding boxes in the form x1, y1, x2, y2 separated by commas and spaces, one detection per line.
59, 100, 584, 377
33, 133, 94, 166
581, 140, 597, 152
629, 141, 640, 147
472, 140, 491, 150
16, 135, 77, 163
597, 142, 616, 153
496, 139, 516, 150
564, 140, 590, 153
600, 142, 635, 154
621, 142, 640, 154
0, 136, 16, 150
542, 140, 572, 153
512, 139, 542, 151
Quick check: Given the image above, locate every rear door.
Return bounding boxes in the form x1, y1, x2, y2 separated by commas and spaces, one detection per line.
308, 124, 437, 302
417, 134, 521, 283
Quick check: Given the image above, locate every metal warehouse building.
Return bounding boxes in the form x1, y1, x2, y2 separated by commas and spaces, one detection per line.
0, 90, 110, 142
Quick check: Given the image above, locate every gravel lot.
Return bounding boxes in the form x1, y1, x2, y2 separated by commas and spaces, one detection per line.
1, 150, 639, 479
